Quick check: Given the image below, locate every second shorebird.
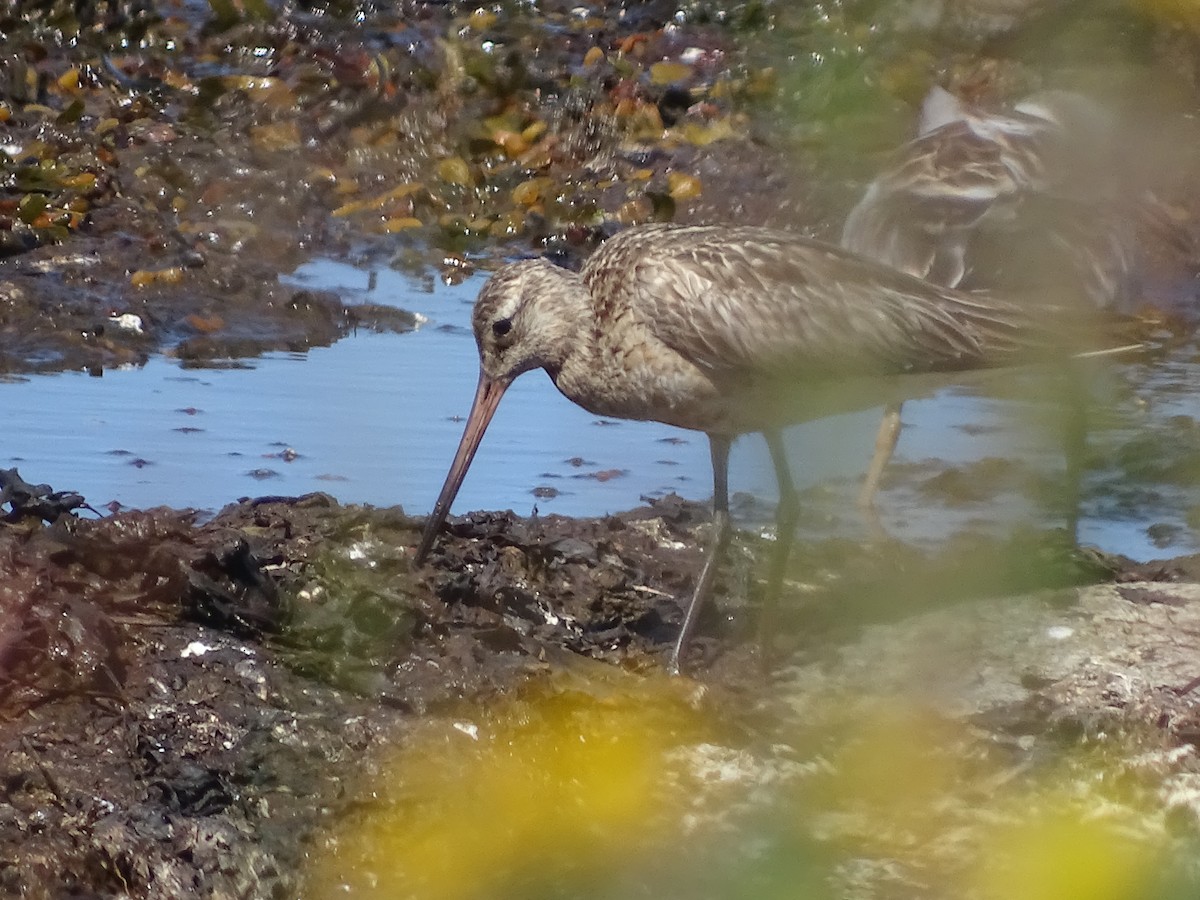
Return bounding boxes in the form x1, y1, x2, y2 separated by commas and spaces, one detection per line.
842, 86, 1137, 507
415, 223, 1044, 673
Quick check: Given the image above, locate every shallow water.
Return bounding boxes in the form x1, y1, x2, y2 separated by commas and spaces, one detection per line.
3, 256, 1196, 561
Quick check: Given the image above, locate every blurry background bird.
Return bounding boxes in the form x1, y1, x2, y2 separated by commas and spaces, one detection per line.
840, 84, 1141, 508
842, 84, 1138, 306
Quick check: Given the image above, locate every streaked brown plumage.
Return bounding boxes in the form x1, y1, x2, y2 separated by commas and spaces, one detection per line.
415, 223, 1042, 673
842, 86, 1138, 507
842, 85, 1134, 306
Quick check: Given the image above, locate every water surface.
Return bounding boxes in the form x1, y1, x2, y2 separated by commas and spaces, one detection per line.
3, 257, 1195, 561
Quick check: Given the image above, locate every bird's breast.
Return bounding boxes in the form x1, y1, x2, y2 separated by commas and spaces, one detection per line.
551, 329, 729, 433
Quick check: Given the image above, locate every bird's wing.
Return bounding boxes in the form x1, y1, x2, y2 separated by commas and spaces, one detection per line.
956, 195, 1140, 311
596, 225, 1032, 379
841, 116, 1056, 284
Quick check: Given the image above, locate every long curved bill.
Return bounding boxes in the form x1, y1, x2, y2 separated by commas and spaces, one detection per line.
414, 372, 509, 564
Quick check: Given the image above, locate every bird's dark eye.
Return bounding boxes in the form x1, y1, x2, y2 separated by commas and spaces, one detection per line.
492, 318, 512, 337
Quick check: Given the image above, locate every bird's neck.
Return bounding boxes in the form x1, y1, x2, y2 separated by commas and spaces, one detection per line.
531, 267, 592, 375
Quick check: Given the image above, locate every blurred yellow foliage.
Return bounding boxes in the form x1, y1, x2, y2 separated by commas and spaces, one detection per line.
816, 705, 966, 816
306, 673, 706, 899
1131, 0, 1200, 29
789, 695, 1171, 899
974, 813, 1156, 900
306, 683, 1179, 900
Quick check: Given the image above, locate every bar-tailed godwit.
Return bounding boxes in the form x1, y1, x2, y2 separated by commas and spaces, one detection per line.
415, 223, 1047, 673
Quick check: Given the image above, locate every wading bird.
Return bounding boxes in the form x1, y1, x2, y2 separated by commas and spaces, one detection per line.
413, 223, 1059, 673
842, 86, 1137, 506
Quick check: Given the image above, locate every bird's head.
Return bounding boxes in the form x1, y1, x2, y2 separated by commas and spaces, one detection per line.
414, 257, 582, 565
471, 258, 581, 384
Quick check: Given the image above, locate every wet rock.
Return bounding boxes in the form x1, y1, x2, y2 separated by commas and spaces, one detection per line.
0, 468, 93, 522
1, 488, 1200, 896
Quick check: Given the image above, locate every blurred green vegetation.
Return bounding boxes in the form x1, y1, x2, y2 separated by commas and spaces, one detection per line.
274, 519, 421, 697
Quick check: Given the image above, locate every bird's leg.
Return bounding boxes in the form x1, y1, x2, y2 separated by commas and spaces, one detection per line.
1059, 361, 1090, 543
758, 429, 800, 664
858, 401, 903, 510
668, 435, 732, 676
